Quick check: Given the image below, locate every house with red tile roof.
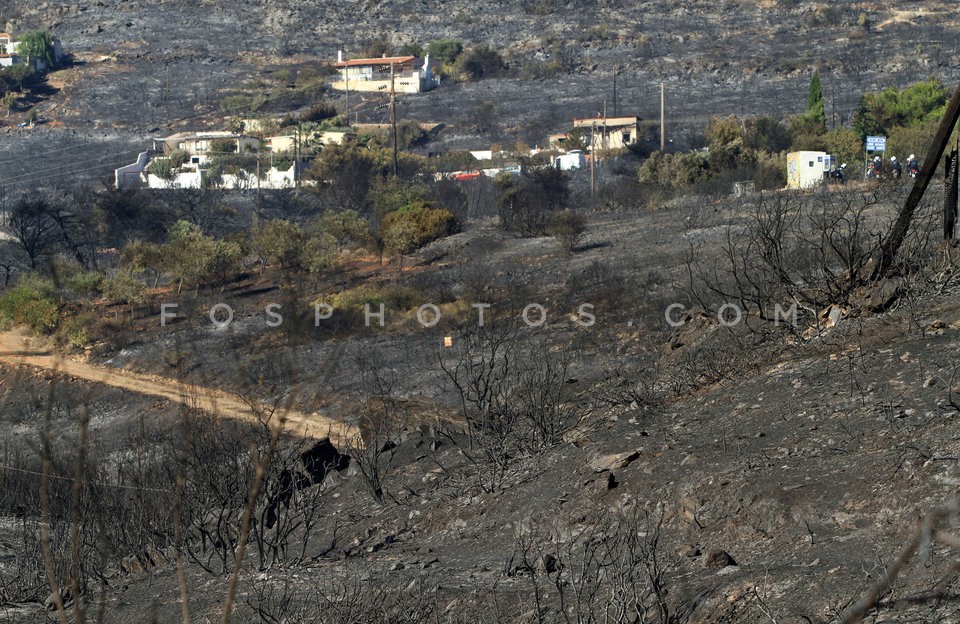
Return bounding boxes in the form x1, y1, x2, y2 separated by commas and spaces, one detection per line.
331, 51, 436, 94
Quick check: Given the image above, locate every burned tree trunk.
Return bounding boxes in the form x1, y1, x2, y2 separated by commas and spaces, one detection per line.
947, 148, 958, 240
873, 82, 960, 279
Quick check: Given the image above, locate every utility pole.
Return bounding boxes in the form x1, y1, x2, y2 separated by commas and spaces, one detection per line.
341, 49, 350, 122
602, 98, 608, 154
612, 65, 618, 117
660, 82, 666, 152
390, 62, 399, 177
294, 121, 301, 189
255, 151, 261, 215
590, 121, 596, 197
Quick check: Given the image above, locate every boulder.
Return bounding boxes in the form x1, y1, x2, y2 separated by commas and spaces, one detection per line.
589, 450, 640, 473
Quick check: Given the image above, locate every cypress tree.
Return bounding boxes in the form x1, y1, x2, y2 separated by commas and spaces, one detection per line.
807, 71, 826, 129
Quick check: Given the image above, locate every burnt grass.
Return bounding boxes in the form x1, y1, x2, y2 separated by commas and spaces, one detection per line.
1, 0, 960, 622
1, 184, 960, 622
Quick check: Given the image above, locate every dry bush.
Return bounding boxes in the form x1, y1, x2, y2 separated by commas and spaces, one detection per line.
505, 505, 681, 624
439, 322, 586, 492
686, 187, 940, 329
244, 566, 439, 623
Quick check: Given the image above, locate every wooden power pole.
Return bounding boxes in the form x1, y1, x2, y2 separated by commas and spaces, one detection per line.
390, 62, 399, 177
660, 82, 665, 152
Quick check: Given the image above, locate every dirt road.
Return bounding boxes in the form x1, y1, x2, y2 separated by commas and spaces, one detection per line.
0, 330, 356, 445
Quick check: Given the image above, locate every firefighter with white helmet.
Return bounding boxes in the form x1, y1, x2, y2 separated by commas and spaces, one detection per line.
890, 155, 902, 179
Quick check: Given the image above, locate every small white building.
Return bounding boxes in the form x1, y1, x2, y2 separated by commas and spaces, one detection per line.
555, 150, 586, 171
787, 151, 832, 189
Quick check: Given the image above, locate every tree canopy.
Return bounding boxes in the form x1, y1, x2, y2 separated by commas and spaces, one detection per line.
17, 31, 57, 69
854, 78, 948, 138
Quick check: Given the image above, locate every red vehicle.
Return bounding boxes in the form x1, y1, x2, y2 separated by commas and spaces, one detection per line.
453, 171, 482, 181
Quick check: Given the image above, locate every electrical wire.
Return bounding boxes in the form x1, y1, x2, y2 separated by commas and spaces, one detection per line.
0, 463, 174, 494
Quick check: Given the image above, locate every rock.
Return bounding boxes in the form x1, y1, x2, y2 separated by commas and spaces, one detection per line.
676, 544, 701, 558
389, 561, 405, 571
589, 450, 640, 473
542, 553, 560, 574
923, 376, 937, 388
121, 555, 144, 575
422, 557, 439, 569
704, 549, 737, 568
144, 544, 166, 569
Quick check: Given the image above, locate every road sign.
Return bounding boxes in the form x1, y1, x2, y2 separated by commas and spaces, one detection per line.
866, 135, 887, 152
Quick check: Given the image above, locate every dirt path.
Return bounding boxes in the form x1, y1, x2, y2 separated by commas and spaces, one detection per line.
0, 330, 356, 446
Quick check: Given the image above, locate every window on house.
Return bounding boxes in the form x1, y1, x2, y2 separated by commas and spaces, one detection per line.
623, 133, 632, 143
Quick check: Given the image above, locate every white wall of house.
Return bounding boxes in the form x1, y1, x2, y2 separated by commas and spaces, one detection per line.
145, 164, 297, 190
115, 151, 152, 190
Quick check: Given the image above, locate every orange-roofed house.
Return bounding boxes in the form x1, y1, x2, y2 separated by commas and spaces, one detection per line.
331, 51, 436, 94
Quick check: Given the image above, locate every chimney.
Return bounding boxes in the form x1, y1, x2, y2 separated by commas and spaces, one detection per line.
337, 49, 343, 63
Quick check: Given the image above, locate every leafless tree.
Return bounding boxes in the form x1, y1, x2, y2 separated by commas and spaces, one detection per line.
507, 505, 680, 624
439, 322, 585, 492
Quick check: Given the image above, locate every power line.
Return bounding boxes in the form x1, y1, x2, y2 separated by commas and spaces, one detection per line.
0, 463, 174, 494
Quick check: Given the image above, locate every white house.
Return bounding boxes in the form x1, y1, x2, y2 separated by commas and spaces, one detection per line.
0, 32, 64, 71
116, 128, 305, 190
331, 53, 436, 93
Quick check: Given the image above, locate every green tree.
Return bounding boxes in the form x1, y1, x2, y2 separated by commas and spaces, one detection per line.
380, 201, 455, 269
368, 176, 431, 225
307, 144, 379, 213
426, 39, 464, 65
120, 239, 166, 287
398, 42, 423, 58
300, 233, 338, 274
17, 31, 57, 69
705, 115, 742, 149
209, 138, 238, 154
473, 102, 497, 134
396, 120, 429, 148
807, 70, 826, 129
103, 270, 146, 306
163, 228, 244, 287
0, 274, 59, 334
362, 38, 393, 58
788, 113, 827, 151
854, 78, 948, 138
147, 158, 175, 180
251, 219, 306, 270
313, 210, 369, 251
823, 127, 864, 169
1, 64, 31, 91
